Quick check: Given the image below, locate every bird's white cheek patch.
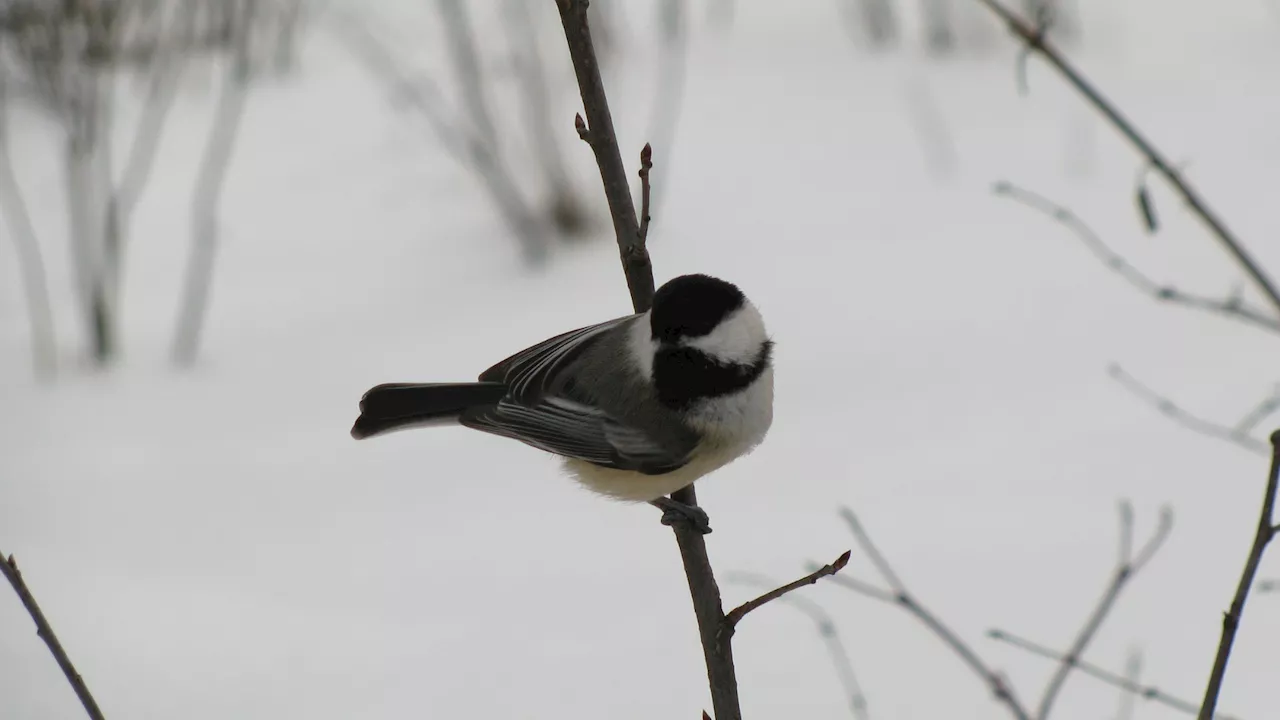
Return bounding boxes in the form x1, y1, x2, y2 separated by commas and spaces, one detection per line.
683, 302, 767, 365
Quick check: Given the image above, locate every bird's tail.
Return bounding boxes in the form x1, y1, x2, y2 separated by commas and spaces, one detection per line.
350, 382, 507, 440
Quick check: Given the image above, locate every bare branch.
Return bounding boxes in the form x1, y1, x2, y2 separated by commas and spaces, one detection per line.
822, 509, 1033, 720
992, 181, 1280, 335
1036, 502, 1173, 720
553, 3, 731, 719
1108, 364, 1271, 456
1233, 388, 1280, 436
988, 629, 1242, 720
724, 551, 850, 630
0, 553, 106, 720
725, 573, 870, 720
1196, 432, 1280, 720
975, 0, 1280, 317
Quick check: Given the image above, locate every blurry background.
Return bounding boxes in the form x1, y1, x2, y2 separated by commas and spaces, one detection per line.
3, 0, 1279, 718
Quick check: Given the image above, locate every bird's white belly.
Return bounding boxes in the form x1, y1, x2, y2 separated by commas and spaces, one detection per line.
563, 366, 774, 503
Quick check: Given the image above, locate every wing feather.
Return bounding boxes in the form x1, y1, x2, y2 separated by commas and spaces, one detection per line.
460, 397, 689, 474
478, 315, 639, 402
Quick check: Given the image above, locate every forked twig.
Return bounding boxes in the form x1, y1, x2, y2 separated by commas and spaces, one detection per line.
724, 552, 851, 630
1196, 432, 1280, 720
975, 0, 1280, 317
992, 182, 1280, 335
1108, 364, 1272, 456
988, 630, 1242, 720
0, 554, 106, 720
1036, 501, 1173, 720
725, 573, 870, 719
820, 508, 1033, 720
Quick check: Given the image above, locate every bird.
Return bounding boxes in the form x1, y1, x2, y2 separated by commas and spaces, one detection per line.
349, 273, 774, 533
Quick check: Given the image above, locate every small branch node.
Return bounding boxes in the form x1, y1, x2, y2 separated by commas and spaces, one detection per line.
574, 112, 590, 142
638, 142, 653, 243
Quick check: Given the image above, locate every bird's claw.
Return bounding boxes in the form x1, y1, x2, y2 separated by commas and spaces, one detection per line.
651, 497, 713, 535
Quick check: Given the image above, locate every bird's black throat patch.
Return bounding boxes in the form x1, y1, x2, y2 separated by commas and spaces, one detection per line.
654, 341, 772, 410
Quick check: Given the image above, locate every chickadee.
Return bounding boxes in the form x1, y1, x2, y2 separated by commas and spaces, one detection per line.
350, 273, 774, 533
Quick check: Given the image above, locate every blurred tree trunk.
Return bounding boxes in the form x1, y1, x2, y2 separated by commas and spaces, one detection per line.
172, 0, 254, 366
920, 0, 954, 55
0, 74, 57, 377
840, 0, 898, 48
501, 0, 589, 238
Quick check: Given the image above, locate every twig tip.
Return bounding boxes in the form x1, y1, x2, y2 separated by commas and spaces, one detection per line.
833, 550, 852, 571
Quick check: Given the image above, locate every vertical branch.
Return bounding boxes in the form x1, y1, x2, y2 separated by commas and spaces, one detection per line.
171, 0, 254, 365
1196, 432, 1280, 720
554, 3, 727, 717
110, 2, 188, 264
0, 553, 106, 720
0, 72, 58, 377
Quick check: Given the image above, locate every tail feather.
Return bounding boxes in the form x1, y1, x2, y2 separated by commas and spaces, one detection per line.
351, 382, 507, 439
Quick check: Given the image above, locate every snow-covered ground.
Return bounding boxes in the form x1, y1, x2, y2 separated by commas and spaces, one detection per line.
4, 1, 1280, 718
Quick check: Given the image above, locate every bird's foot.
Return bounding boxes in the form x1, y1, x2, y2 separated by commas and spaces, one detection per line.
650, 497, 713, 535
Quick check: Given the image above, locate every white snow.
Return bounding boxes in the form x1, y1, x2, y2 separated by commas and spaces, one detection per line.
3, 1, 1279, 718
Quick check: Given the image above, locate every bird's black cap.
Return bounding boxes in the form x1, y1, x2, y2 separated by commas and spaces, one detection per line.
650, 274, 745, 342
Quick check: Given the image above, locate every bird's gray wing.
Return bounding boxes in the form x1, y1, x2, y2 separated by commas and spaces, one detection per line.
477, 314, 640, 403
460, 397, 691, 474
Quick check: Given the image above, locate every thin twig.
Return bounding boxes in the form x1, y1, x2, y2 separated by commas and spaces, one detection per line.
0, 553, 106, 720
724, 551, 851, 630
1196, 431, 1280, 720
1108, 364, 1271, 456
1233, 389, 1280, 436
638, 143, 652, 243
822, 508, 1033, 720
975, 0, 1280, 318
988, 629, 1242, 720
992, 182, 1280, 335
1036, 501, 1173, 720
726, 573, 870, 720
